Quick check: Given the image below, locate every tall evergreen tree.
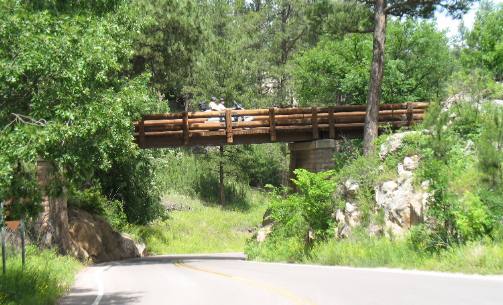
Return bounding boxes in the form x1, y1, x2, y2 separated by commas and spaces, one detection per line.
357, 0, 475, 154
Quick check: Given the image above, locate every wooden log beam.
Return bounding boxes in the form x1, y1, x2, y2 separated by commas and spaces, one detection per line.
137, 113, 424, 132
136, 108, 425, 128
140, 102, 429, 120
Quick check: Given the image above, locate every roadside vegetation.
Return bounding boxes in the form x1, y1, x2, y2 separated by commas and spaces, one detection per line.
122, 145, 281, 254
246, 98, 503, 274
0, 247, 81, 305
128, 192, 268, 254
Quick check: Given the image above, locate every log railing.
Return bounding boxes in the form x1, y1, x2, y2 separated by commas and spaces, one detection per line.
134, 102, 428, 148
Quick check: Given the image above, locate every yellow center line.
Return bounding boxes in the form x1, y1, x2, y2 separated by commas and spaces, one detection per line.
174, 262, 317, 305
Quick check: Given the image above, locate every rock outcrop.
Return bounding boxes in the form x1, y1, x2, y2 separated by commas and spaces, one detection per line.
334, 132, 431, 238
68, 208, 146, 263
374, 155, 430, 236
255, 208, 274, 243
30, 160, 146, 263
379, 131, 420, 159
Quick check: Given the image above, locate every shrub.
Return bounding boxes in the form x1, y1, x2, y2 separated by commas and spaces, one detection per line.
453, 192, 494, 242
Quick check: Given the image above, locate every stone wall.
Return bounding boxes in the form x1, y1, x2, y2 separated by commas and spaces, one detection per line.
289, 139, 339, 173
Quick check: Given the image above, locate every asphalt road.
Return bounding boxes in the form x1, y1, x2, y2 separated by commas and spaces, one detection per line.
59, 253, 503, 305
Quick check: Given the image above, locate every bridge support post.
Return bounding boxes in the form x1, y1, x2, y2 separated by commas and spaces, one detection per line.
289, 139, 339, 178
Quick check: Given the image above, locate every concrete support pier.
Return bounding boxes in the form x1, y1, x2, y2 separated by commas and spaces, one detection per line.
289, 139, 338, 174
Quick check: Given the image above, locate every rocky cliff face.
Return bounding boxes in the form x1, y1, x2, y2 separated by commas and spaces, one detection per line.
68, 208, 145, 263
334, 155, 430, 238
334, 132, 431, 238
30, 160, 146, 263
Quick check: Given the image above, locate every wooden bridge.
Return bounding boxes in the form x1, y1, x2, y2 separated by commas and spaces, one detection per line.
134, 102, 428, 148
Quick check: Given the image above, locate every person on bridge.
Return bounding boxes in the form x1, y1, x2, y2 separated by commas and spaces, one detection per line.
198, 100, 209, 112
217, 97, 226, 111
208, 96, 219, 111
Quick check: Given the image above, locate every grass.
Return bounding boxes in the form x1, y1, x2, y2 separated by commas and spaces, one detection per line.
308, 238, 503, 275
0, 246, 82, 305
248, 231, 503, 275
127, 190, 268, 254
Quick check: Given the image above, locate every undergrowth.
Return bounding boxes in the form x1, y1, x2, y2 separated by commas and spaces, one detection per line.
127, 191, 268, 254
0, 246, 82, 305
310, 237, 503, 275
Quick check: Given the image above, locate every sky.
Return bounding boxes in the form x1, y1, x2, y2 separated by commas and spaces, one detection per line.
435, 0, 503, 39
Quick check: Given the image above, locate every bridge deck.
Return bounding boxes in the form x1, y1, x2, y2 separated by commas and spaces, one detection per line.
134, 102, 428, 148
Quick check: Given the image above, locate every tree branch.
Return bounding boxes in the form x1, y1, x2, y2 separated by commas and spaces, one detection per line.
344, 27, 374, 34
384, 0, 437, 16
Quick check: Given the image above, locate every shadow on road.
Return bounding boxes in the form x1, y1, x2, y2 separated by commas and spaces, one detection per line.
109, 253, 246, 267
58, 288, 142, 305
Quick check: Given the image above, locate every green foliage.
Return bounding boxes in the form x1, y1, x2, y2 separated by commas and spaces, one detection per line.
246, 169, 336, 261
453, 192, 494, 242
477, 105, 503, 189
309, 237, 503, 274
227, 144, 288, 188
0, 246, 82, 305
270, 169, 335, 236
463, 3, 503, 81
293, 19, 452, 105
154, 144, 287, 207
127, 192, 268, 254
132, 0, 204, 106
410, 101, 503, 249
68, 186, 129, 230
0, 0, 164, 224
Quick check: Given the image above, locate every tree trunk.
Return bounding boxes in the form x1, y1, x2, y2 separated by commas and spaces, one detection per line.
363, 0, 387, 155
34, 159, 72, 255
219, 145, 225, 206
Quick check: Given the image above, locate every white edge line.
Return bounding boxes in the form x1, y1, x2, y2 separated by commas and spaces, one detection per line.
91, 265, 110, 305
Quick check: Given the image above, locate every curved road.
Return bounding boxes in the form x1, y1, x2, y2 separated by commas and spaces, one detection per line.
59, 254, 503, 305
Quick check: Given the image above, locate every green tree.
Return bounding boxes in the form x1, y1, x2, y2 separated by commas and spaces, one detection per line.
357, 0, 475, 154
463, 3, 503, 81
0, 0, 164, 224
131, 0, 204, 110
477, 106, 503, 189
293, 19, 452, 105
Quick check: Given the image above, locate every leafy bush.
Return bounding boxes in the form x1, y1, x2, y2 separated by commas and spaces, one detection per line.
246, 169, 336, 260
97, 152, 165, 225
68, 186, 129, 230
453, 192, 494, 242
